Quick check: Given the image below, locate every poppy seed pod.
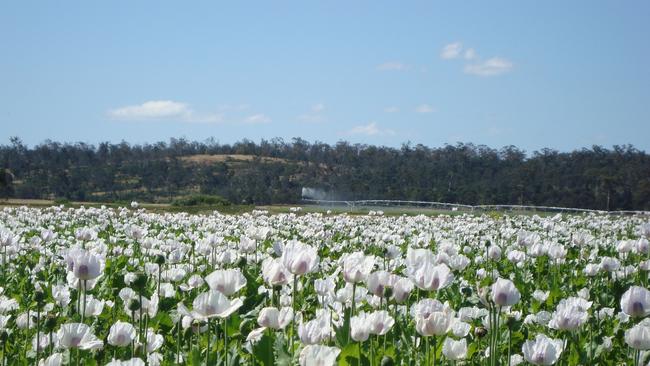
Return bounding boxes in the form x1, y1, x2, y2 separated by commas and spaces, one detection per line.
474, 326, 487, 338
128, 299, 141, 312
155, 254, 165, 265
44, 316, 57, 332
237, 256, 248, 268
32, 290, 45, 304
239, 318, 254, 336
132, 273, 148, 292
381, 356, 395, 366
506, 316, 522, 331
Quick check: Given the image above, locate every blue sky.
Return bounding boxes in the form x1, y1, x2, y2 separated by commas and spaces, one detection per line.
1, 1, 649, 152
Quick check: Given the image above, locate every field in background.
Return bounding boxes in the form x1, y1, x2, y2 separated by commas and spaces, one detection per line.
0, 198, 586, 217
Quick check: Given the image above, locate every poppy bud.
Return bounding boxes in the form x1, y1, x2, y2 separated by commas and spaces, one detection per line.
132, 272, 148, 292
381, 356, 394, 366
239, 318, 253, 335
33, 291, 45, 304
155, 254, 165, 265
237, 257, 248, 268
128, 299, 141, 312
44, 316, 57, 332
506, 316, 522, 331
474, 326, 487, 338
461, 287, 472, 297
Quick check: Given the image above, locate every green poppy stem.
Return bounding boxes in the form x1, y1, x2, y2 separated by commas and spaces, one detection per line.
433, 336, 437, 366
36, 302, 41, 364
291, 276, 298, 353
144, 314, 149, 366
351, 282, 357, 317
370, 334, 375, 366
206, 318, 211, 366
176, 320, 181, 364
358, 341, 363, 365
81, 280, 87, 324
224, 318, 229, 366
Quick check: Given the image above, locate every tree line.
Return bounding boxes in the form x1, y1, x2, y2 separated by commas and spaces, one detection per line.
1, 136, 649, 210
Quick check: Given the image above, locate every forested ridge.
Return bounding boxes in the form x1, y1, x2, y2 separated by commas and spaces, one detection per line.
1, 137, 649, 210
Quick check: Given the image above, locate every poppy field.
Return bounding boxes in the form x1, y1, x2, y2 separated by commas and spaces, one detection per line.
1, 204, 650, 365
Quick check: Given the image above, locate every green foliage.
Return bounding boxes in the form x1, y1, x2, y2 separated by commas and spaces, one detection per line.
2, 137, 650, 209
252, 333, 274, 366
0, 168, 13, 199
336, 307, 352, 348
0, 198, 648, 365
273, 333, 292, 366
172, 194, 231, 207
339, 343, 368, 366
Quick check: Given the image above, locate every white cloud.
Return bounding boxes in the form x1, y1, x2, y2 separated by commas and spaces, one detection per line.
347, 122, 395, 136
297, 103, 326, 123
311, 103, 325, 113
464, 57, 513, 76
441, 42, 463, 59
384, 106, 399, 113
298, 114, 325, 123
109, 100, 189, 119
441, 41, 513, 77
376, 62, 408, 71
244, 113, 271, 124
108, 100, 223, 123
464, 48, 476, 60
415, 104, 435, 113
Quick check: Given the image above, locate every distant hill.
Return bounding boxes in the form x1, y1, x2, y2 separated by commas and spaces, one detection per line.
179, 154, 292, 165
1, 137, 649, 210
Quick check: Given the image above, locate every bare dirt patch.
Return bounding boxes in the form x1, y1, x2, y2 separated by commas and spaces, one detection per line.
179, 154, 289, 164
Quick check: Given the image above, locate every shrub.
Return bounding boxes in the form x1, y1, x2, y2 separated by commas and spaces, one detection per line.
53, 197, 71, 205
172, 194, 231, 207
